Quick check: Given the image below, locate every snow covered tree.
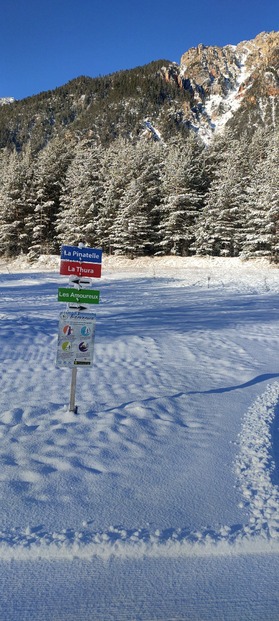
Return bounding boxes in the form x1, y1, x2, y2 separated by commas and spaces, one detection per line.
195, 134, 250, 256
27, 138, 73, 257
94, 138, 134, 253
242, 132, 279, 260
111, 178, 153, 256
56, 140, 104, 249
157, 137, 205, 255
110, 139, 163, 255
0, 146, 34, 256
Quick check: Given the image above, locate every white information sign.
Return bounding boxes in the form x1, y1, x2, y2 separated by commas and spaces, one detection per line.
56, 311, 96, 368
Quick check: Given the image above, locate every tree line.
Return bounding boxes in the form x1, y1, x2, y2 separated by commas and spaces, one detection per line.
0, 127, 279, 261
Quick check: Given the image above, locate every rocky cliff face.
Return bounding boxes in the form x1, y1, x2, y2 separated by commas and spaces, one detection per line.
168, 30, 279, 141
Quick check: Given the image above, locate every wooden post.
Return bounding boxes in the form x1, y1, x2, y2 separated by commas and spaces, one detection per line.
69, 366, 78, 413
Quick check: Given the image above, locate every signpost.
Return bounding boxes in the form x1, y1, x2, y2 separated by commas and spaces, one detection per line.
56, 311, 96, 367
58, 288, 100, 304
60, 260, 102, 278
56, 243, 102, 413
61, 245, 102, 264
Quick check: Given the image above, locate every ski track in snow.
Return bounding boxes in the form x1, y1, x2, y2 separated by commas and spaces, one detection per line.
1, 258, 279, 562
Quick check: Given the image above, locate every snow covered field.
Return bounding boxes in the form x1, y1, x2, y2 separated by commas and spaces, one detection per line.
1, 255, 279, 620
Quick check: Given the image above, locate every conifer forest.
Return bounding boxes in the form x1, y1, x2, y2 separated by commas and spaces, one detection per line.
0, 62, 279, 262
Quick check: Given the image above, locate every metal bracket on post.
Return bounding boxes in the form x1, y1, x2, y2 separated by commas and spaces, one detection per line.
69, 366, 78, 414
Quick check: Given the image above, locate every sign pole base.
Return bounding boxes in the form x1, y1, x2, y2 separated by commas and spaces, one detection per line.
69, 367, 78, 413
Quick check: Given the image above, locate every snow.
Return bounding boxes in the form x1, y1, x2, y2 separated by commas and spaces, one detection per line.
143, 120, 163, 142
0, 97, 15, 106
1, 254, 279, 619
211, 49, 252, 132
201, 48, 252, 142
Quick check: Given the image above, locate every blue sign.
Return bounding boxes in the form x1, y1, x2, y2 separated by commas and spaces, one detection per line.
61, 245, 102, 264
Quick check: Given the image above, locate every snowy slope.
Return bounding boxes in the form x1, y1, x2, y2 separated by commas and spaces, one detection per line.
203, 48, 252, 137
1, 256, 279, 620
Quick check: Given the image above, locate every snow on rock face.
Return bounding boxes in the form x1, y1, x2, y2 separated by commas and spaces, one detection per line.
143, 120, 163, 142
178, 30, 279, 141
0, 97, 15, 106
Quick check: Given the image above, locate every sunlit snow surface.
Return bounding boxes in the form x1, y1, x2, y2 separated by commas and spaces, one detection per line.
1, 255, 279, 620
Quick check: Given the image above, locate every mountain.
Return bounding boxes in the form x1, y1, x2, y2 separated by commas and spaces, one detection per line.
176, 30, 279, 141
0, 30, 278, 152
0, 63, 191, 152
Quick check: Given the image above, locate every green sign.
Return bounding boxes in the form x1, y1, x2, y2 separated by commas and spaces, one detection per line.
58, 288, 100, 304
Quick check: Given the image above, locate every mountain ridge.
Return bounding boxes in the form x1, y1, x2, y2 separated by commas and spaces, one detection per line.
0, 30, 279, 150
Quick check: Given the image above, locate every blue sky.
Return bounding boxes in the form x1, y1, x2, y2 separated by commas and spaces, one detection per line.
2, 0, 279, 100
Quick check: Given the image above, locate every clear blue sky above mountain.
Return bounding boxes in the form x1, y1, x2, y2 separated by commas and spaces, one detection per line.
2, 0, 279, 100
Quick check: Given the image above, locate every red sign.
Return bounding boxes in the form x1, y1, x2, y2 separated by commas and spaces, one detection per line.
60, 260, 102, 278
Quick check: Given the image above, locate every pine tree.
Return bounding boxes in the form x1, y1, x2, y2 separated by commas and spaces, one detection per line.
242, 132, 279, 260
111, 178, 152, 256
157, 137, 205, 255
88, 137, 163, 256
28, 138, 73, 256
195, 134, 250, 256
94, 138, 134, 253
56, 140, 104, 249
0, 147, 34, 256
